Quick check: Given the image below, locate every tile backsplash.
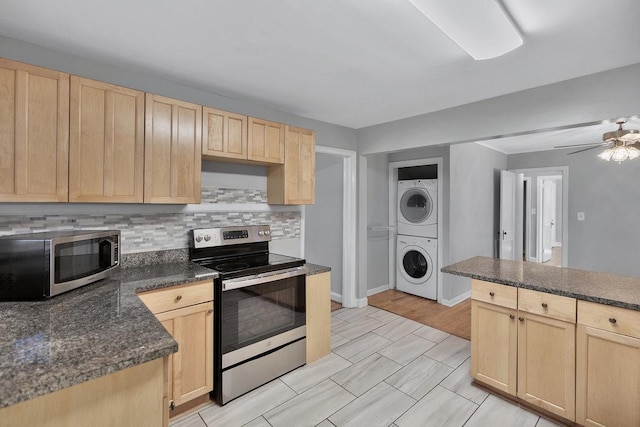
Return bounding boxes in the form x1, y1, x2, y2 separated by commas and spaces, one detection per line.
0, 187, 301, 253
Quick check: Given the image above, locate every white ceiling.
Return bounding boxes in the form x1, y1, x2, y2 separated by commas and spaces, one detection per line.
0, 0, 639, 130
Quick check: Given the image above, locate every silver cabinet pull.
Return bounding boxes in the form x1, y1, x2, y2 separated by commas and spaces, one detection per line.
489, 292, 495, 297
609, 317, 617, 324
541, 303, 548, 309
509, 314, 515, 320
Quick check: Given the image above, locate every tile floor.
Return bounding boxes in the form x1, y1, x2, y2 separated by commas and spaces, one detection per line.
170, 305, 562, 427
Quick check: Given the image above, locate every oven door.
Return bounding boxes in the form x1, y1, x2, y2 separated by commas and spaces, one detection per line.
220, 266, 307, 369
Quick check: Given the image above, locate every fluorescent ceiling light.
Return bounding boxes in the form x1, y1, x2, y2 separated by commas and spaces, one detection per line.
408, 0, 523, 60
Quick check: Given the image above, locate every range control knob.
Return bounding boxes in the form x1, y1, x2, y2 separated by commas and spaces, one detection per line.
204, 234, 211, 242
195, 235, 203, 243
265, 230, 271, 235
258, 231, 265, 236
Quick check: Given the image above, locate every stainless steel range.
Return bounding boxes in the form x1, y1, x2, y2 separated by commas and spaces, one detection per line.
190, 225, 307, 405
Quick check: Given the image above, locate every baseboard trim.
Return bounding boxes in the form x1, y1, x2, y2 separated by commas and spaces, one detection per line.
331, 293, 370, 308
330, 291, 342, 303
441, 291, 471, 307
367, 284, 391, 297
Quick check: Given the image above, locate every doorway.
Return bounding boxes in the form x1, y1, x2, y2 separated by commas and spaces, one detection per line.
511, 167, 569, 267
537, 175, 562, 266
304, 146, 357, 308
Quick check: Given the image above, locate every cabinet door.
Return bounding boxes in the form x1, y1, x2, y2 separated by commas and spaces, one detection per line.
517, 312, 575, 421
202, 107, 247, 160
471, 300, 517, 395
145, 93, 202, 204
69, 76, 144, 202
247, 117, 284, 164
157, 301, 214, 407
306, 272, 331, 363
0, 58, 69, 202
576, 325, 640, 427
285, 125, 315, 205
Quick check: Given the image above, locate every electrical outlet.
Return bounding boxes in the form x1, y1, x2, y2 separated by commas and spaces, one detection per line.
577, 212, 585, 221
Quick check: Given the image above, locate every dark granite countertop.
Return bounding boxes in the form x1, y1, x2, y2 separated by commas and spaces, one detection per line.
306, 263, 331, 276
443, 256, 640, 311
0, 261, 217, 409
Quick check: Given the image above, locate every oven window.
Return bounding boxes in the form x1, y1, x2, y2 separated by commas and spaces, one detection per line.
54, 238, 114, 283
221, 274, 306, 354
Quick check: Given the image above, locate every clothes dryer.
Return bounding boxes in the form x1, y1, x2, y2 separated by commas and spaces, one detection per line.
396, 235, 437, 300
397, 179, 437, 237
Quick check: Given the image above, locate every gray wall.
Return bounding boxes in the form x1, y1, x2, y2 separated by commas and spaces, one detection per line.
305, 153, 344, 297
508, 148, 640, 278
448, 143, 506, 299
366, 153, 390, 292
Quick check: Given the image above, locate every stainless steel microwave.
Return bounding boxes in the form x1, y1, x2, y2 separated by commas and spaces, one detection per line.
0, 230, 120, 300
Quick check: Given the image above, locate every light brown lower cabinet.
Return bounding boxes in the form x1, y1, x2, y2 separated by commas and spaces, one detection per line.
157, 301, 214, 408
576, 301, 640, 427
471, 280, 576, 422
138, 280, 214, 412
306, 271, 331, 363
0, 358, 166, 427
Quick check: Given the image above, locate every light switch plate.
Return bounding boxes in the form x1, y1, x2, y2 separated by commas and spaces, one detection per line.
577, 212, 585, 221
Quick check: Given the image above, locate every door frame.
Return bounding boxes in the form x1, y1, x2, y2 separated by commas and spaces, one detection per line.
537, 174, 561, 263
511, 167, 569, 267
312, 145, 358, 308
388, 157, 443, 304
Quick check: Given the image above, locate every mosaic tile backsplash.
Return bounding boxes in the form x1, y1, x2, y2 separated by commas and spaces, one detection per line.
0, 188, 301, 254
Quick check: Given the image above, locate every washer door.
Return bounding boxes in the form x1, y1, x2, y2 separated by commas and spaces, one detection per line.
399, 188, 433, 224
400, 246, 433, 284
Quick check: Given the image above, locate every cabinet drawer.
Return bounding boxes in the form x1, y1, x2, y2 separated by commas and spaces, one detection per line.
578, 300, 640, 339
138, 280, 213, 315
518, 288, 576, 323
471, 279, 517, 309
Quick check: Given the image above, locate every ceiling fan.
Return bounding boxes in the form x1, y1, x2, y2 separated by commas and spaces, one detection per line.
554, 119, 640, 163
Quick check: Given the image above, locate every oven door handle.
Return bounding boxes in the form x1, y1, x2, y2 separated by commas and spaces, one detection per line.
222, 266, 308, 291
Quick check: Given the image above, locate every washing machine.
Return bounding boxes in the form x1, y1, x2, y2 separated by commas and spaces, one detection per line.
396, 235, 437, 300
397, 179, 437, 237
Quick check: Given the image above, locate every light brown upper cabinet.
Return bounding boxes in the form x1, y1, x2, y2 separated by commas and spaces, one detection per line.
69, 76, 144, 203
0, 58, 69, 202
247, 117, 284, 164
145, 94, 202, 204
202, 107, 248, 161
267, 126, 315, 205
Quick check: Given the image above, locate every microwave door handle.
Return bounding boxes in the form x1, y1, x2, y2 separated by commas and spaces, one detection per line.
99, 239, 115, 268
222, 266, 308, 291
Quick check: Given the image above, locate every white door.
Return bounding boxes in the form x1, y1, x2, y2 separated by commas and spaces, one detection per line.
541, 179, 556, 262
500, 170, 516, 260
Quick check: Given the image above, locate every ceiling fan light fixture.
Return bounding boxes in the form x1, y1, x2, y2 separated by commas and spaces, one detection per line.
407, 0, 523, 60
597, 148, 614, 161
599, 145, 640, 163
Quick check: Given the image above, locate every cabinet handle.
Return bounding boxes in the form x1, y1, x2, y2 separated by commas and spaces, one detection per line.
489, 292, 495, 297
207, 308, 213, 314
169, 400, 176, 411
175, 295, 182, 302
509, 314, 515, 320
518, 317, 524, 322
609, 317, 617, 324
541, 303, 548, 309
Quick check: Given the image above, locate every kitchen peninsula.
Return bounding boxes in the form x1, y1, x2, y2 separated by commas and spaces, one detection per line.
443, 256, 640, 427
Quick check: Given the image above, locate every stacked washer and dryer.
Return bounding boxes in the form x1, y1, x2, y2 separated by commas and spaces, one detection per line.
396, 180, 438, 300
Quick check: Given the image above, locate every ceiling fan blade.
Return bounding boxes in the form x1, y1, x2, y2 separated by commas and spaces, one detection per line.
567, 145, 606, 155
554, 142, 603, 149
